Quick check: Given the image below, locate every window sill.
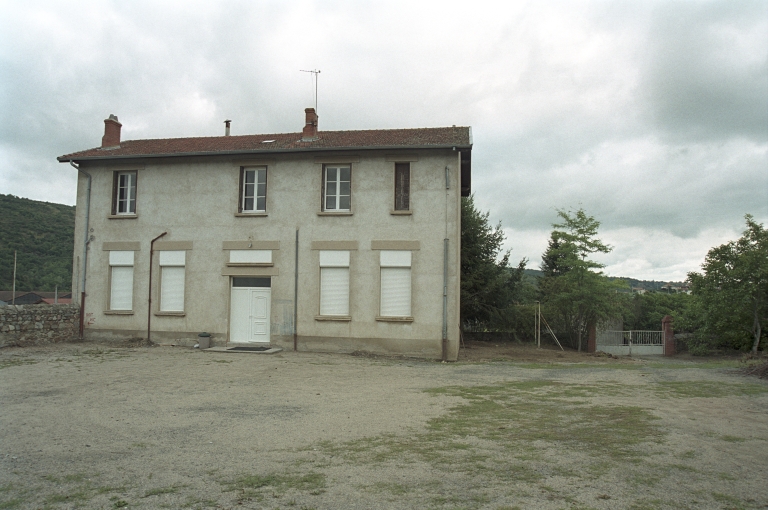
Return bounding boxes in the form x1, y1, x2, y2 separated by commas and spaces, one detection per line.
317, 211, 353, 216
234, 212, 268, 217
390, 210, 412, 216
107, 214, 138, 220
314, 315, 352, 321
376, 316, 414, 322
154, 311, 186, 317
104, 310, 134, 315
226, 263, 274, 267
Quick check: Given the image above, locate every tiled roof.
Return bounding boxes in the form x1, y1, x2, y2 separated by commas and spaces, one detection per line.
58, 126, 472, 161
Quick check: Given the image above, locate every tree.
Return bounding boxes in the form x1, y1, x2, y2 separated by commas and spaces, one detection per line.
688, 215, 768, 354
539, 208, 625, 351
460, 195, 528, 327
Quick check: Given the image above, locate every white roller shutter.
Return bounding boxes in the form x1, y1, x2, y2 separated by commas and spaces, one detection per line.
229, 250, 272, 264
159, 250, 185, 266
320, 267, 349, 316
380, 267, 411, 317
110, 266, 134, 310
379, 251, 412, 317
160, 266, 185, 311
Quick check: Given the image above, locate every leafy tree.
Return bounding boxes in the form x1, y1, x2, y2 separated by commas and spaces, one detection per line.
0, 194, 74, 292
460, 195, 528, 327
688, 215, 768, 354
622, 291, 699, 332
539, 208, 625, 351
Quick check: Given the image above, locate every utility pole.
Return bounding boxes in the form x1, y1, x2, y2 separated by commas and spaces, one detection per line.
12, 250, 16, 305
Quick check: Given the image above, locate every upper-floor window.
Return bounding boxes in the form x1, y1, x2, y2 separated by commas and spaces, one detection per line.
240, 167, 267, 213
394, 163, 410, 211
323, 165, 351, 212
112, 171, 137, 215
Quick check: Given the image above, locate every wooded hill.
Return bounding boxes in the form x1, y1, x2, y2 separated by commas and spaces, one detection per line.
0, 194, 75, 292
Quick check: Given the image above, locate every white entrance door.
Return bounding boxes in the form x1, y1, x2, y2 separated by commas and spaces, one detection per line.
230, 287, 271, 343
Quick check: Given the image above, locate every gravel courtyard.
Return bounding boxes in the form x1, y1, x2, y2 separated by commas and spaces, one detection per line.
1, 343, 767, 509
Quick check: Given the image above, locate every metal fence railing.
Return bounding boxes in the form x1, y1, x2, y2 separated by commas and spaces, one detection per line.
596, 330, 663, 346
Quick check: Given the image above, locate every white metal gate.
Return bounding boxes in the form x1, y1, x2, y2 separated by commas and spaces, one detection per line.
596, 330, 664, 356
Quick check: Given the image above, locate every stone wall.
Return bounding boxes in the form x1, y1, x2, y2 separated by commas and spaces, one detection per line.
0, 304, 80, 348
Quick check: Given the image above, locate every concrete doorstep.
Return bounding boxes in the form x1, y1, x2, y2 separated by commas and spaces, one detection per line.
203, 344, 283, 354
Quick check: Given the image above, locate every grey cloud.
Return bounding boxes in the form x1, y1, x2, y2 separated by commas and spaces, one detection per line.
642, 1, 768, 141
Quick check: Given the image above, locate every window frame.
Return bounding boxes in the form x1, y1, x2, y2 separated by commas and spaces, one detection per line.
112, 171, 137, 216
394, 163, 410, 211
239, 166, 267, 214
322, 165, 351, 212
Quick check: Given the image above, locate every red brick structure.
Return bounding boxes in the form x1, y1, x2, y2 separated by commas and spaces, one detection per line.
663, 315, 675, 356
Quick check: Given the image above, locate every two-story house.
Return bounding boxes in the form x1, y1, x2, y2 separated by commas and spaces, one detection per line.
58, 108, 471, 360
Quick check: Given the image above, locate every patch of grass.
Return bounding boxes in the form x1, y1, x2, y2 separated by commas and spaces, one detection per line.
223, 472, 326, 498
645, 360, 742, 369
0, 499, 24, 510
711, 492, 745, 506
44, 488, 91, 504
719, 434, 747, 443
143, 484, 185, 497
181, 495, 218, 508
0, 358, 37, 369
424, 382, 662, 459
653, 381, 768, 398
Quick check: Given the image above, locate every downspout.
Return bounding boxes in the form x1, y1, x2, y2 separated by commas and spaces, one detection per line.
294, 228, 299, 351
442, 165, 450, 361
147, 231, 168, 343
70, 161, 91, 340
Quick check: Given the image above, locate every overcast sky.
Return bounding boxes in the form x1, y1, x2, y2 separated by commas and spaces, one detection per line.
1, 0, 766, 282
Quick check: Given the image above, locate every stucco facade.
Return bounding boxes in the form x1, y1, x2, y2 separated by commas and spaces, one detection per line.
61, 111, 471, 360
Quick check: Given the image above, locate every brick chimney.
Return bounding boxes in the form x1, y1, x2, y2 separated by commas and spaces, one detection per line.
102, 114, 122, 148
302, 108, 318, 140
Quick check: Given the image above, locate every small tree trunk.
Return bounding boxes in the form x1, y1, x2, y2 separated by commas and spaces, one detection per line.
577, 317, 583, 352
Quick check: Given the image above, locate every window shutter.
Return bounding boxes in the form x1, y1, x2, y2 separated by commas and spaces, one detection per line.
110, 266, 133, 310
238, 168, 244, 213
111, 172, 118, 215
320, 267, 349, 315
160, 266, 185, 311
380, 267, 411, 316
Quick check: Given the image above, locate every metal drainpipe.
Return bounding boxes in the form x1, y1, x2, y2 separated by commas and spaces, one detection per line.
442, 165, 450, 361
293, 228, 299, 351
70, 161, 91, 339
147, 232, 168, 343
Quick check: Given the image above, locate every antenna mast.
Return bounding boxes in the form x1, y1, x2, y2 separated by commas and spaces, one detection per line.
300, 69, 321, 112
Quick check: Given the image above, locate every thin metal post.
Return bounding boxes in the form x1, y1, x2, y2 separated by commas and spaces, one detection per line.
12, 251, 16, 305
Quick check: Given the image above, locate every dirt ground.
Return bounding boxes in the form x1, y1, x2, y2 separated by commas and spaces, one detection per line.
1, 340, 767, 510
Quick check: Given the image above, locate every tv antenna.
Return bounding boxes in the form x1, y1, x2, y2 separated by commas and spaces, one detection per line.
300, 69, 321, 112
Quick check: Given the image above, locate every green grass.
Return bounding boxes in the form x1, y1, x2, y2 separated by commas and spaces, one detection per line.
222, 471, 326, 500
143, 484, 185, 497
720, 434, 747, 443
653, 381, 768, 399
0, 358, 37, 369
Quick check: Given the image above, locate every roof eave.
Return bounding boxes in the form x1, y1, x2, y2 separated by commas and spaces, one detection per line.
58, 143, 473, 163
